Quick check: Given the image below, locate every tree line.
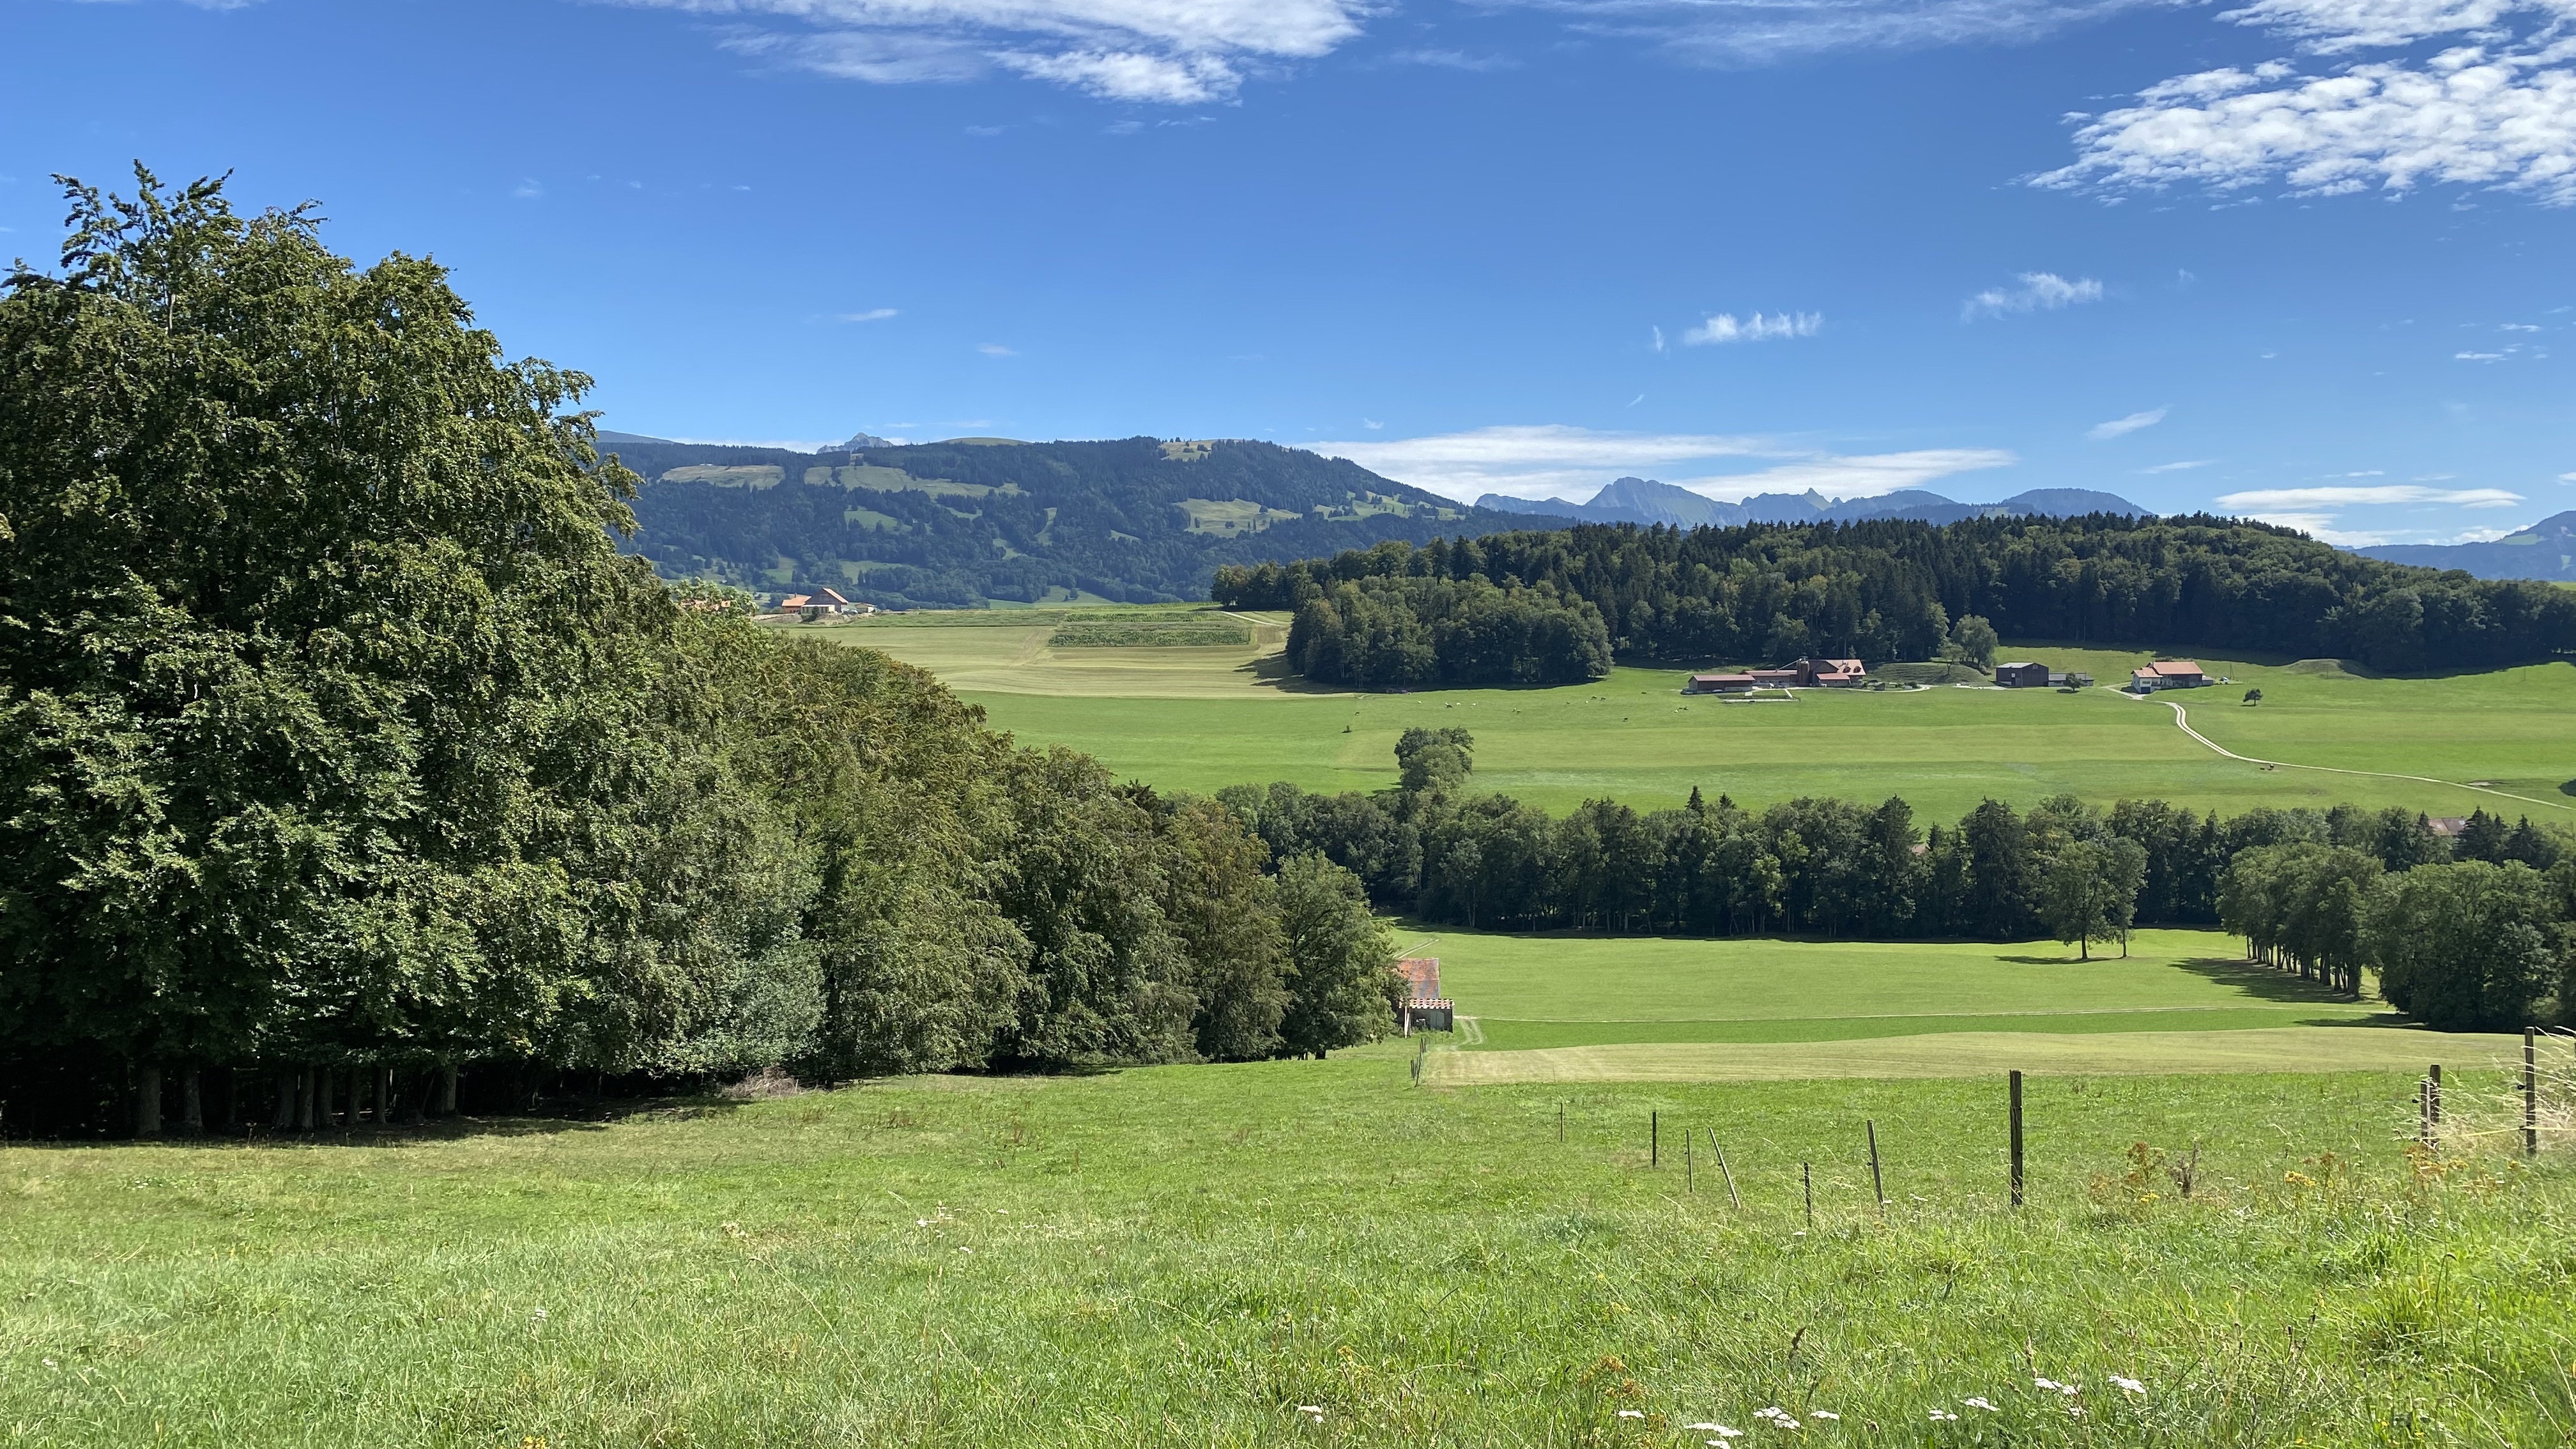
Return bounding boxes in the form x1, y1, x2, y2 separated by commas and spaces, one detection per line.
1213, 514, 2576, 679
1219, 731, 2576, 1020
0, 172, 1402, 1137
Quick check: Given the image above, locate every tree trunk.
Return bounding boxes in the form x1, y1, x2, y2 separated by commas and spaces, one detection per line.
436, 1065, 459, 1117
295, 1069, 314, 1132
316, 1069, 336, 1130
379, 1065, 396, 1123
272, 1071, 296, 1131
222, 1070, 240, 1133
181, 1069, 204, 1135
135, 1066, 163, 1138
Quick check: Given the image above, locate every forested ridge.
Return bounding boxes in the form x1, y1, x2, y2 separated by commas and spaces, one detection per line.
0, 174, 1401, 1135
615, 433, 1533, 609
1217, 517, 2576, 682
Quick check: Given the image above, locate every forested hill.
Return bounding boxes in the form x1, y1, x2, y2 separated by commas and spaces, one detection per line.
605, 431, 1533, 608
1217, 514, 2576, 681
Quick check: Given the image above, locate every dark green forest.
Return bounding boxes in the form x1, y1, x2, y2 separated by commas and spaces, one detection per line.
1218, 519, 2576, 681
614, 432, 1529, 609
0, 174, 1400, 1135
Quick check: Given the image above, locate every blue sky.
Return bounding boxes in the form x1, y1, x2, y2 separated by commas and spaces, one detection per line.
8, 0, 2575, 544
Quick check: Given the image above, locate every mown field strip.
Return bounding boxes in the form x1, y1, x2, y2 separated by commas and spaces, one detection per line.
1426, 1025, 2525, 1084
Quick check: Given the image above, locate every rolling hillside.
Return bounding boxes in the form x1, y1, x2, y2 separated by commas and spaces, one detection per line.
603, 432, 1533, 608
2361, 510, 2576, 582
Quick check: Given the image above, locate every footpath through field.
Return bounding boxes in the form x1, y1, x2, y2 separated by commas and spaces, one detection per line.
2128, 691, 2572, 815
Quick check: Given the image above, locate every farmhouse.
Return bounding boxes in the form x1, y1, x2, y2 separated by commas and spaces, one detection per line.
1687, 672, 1760, 693
1995, 661, 2051, 688
1395, 957, 1452, 1033
2128, 659, 2210, 693
1799, 657, 1867, 686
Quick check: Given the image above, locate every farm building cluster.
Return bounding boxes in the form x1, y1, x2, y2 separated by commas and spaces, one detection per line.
1993, 662, 2096, 688
1685, 657, 1867, 693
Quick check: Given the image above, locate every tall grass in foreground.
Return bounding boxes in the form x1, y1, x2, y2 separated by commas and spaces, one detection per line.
3, 1055, 2572, 1446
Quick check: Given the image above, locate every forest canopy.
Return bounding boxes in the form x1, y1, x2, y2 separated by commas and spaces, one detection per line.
1215, 518, 2576, 678
0, 172, 1399, 1135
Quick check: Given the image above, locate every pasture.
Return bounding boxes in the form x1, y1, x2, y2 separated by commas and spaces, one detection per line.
1412, 924, 2522, 1079
815, 608, 2576, 820
6, 1052, 2572, 1446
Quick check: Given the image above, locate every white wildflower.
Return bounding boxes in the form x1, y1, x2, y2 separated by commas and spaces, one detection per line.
1616, 1409, 1644, 1419
529, 1308, 548, 1322
1296, 1405, 1324, 1416
1928, 1408, 1959, 1422
2032, 1377, 2060, 1391
1963, 1397, 1999, 1412
2110, 1375, 2145, 1397
1703, 1430, 1744, 1443
1809, 1409, 1839, 1420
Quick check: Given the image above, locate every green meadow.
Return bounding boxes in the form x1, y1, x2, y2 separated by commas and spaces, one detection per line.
8, 1052, 2572, 1446
814, 608, 2576, 821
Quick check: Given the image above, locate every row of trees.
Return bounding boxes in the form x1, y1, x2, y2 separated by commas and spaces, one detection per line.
0, 172, 1403, 1135
1221, 738, 2566, 949
1285, 575, 1614, 689
1214, 513, 2576, 675
2220, 845, 2574, 1029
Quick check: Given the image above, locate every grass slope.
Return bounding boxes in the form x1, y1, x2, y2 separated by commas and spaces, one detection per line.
6, 1060, 2572, 1445
828, 610, 2576, 820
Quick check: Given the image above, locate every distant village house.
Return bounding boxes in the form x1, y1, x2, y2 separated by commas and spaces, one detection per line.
1395, 957, 1452, 1034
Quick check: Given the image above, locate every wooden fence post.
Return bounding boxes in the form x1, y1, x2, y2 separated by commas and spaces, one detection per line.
2429, 1063, 2442, 1128
1685, 1130, 1694, 1193
1710, 1130, 1742, 1211
1867, 1119, 1886, 1209
2008, 1070, 2025, 1209
1651, 1110, 1659, 1169
1802, 1162, 1813, 1229
2525, 1029, 2539, 1156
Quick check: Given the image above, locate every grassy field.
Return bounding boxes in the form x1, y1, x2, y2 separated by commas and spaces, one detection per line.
815, 610, 2576, 820
7, 1054, 2573, 1446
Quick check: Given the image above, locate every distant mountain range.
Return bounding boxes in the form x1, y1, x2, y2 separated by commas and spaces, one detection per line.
599, 431, 1530, 609
1476, 476, 2149, 529
2359, 511, 2576, 583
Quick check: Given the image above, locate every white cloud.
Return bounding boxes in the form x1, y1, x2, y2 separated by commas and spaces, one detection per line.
2444, 524, 2518, 540
1651, 325, 1667, 353
512, 178, 544, 200
2216, 484, 2526, 507
978, 342, 1018, 355
611, 0, 1366, 102
838, 307, 900, 322
2087, 406, 2168, 439
1309, 424, 1770, 501
2239, 510, 2387, 544
1305, 424, 2014, 505
2457, 349, 2509, 360
2041, 0, 2576, 208
1963, 272, 2104, 319
1683, 311, 1822, 344
1673, 449, 2020, 501
2140, 459, 2216, 473
2560, 470, 2576, 481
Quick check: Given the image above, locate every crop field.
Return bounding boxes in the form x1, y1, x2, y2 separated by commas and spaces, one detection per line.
818, 608, 2576, 820
8, 1050, 2573, 1446
1405, 924, 2523, 1082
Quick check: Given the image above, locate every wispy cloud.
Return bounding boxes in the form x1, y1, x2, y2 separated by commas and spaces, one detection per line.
2217, 484, 2525, 508
2087, 406, 2167, 440
979, 342, 1018, 356
512, 178, 544, 200
1683, 310, 1822, 344
1304, 424, 2013, 505
610, 0, 1368, 103
1476, 0, 2163, 66
2140, 459, 2214, 473
2251, 512, 2391, 546
1963, 273, 2103, 319
837, 307, 900, 322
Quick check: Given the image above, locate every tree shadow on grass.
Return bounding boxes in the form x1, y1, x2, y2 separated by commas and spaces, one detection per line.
1, 1094, 754, 1152
2172, 956, 2370, 1006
